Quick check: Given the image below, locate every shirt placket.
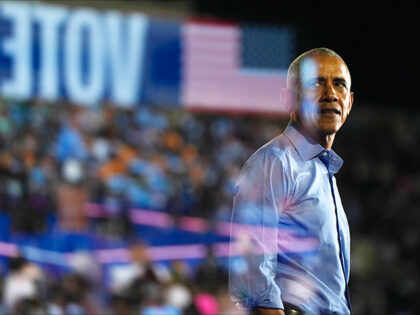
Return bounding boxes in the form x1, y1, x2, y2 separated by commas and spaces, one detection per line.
319, 150, 352, 314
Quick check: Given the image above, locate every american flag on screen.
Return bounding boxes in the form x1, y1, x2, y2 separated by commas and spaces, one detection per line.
182, 21, 295, 115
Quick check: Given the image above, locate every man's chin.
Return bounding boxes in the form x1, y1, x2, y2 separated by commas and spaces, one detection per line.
317, 124, 340, 135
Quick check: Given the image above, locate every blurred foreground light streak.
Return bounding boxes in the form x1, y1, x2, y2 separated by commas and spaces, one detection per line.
129, 208, 175, 228
87, 204, 318, 247
0, 242, 19, 258
0, 242, 224, 266
0, 205, 319, 266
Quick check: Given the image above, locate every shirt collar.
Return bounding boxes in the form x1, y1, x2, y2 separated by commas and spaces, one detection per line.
283, 121, 344, 173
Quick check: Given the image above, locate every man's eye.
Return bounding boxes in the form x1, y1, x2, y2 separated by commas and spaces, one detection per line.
307, 81, 321, 88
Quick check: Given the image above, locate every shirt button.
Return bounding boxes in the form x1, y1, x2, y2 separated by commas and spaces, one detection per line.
322, 151, 328, 156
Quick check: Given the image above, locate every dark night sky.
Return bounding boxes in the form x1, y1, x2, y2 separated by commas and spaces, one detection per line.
194, 1, 420, 109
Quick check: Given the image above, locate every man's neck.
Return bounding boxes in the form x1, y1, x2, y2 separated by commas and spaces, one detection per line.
292, 120, 335, 150
319, 134, 335, 150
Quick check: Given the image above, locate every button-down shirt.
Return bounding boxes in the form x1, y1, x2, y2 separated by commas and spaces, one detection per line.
229, 121, 351, 314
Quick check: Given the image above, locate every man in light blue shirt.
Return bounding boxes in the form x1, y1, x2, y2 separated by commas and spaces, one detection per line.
229, 48, 354, 315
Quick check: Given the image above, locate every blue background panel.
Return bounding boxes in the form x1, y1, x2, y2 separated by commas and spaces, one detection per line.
141, 18, 181, 107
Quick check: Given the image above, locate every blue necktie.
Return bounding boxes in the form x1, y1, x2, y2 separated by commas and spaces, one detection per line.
318, 150, 330, 172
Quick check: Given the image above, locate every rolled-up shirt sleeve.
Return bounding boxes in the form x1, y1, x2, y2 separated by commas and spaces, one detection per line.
229, 149, 288, 310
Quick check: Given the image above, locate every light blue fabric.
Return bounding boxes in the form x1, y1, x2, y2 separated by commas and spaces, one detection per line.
55, 126, 89, 162
142, 305, 181, 315
229, 121, 351, 315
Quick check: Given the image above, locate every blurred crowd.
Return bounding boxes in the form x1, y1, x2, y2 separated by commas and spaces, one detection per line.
0, 99, 277, 234
0, 98, 419, 314
0, 245, 237, 314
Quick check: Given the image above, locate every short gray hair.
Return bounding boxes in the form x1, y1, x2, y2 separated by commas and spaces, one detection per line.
287, 47, 351, 89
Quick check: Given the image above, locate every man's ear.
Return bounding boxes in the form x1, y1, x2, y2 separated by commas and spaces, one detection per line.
348, 91, 354, 114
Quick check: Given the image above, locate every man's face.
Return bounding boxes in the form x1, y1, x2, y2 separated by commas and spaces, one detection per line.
294, 55, 353, 136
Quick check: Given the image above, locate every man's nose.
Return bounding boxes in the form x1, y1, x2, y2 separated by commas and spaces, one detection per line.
321, 83, 338, 102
